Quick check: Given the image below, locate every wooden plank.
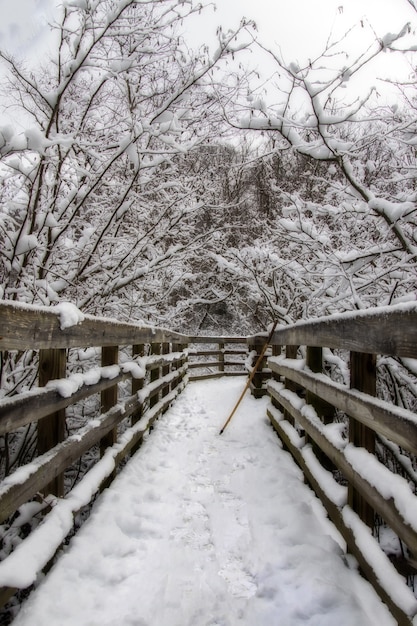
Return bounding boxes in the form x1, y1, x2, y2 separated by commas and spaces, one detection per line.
188, 350, 223, 356
188, 349, 246, 356
131, 344, 144, 455
268, 359, 417, 454
0, 398, 135, 523
100, 346, 118, 460
150, 343, 161, 409
0, 372, 132, 435
145, 354, 184, 370
223, 349, 247, 355
284, 345, 298, 425
218, 343, 225, 373
38, 348, 66, 496
0, 366, 187, 524
187, 336, 247, 343
249, 304, 417, 357
0, 300, 189, 350
189, 371, 247, 381
222, 361, 247, 367
349, 352, 376, 528
306, 347, 334, 425
267, 382, 417, 556
267, 408, 416, 626
306, 346, 335, 468
188, 361, 225, 369
0, 380, 188, 608
161, 343, 170, 400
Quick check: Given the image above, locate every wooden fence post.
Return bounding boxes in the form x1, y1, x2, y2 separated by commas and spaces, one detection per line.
306, 346, 335, 467
249, 342, 266, 398
131, 343, 144, 455
348, 351, 376, 528
100, 345, 119, 457
171, 343, 180, 391
38, 348, 66, 496
284, 345, 298, 425
270, 343, 282, 410
162, 342, 170, 406
219, 343, 225, 373
150, 343, 161, 408
180, 343, 188, 382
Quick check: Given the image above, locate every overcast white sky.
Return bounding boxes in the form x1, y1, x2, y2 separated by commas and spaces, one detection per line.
0, 0, 415, 62
0, 0, 416, 109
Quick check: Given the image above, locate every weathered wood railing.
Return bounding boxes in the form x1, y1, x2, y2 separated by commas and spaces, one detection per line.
2, 299, 417, 624
0, 301, 256, 611
0, 301, 193, 606
187, 336, 248, 380
248, 304, 417, 625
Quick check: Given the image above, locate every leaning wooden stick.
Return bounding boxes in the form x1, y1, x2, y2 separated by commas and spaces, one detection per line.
219, 321, 278, 435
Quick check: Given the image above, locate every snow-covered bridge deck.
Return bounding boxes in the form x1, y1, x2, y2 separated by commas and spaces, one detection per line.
13, 378, 393, 626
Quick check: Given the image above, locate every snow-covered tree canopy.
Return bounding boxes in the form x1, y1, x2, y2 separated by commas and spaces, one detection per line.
225, 11, 417, 318
0, 0, 253, 321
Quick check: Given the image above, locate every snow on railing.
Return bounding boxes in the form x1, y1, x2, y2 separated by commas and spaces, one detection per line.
256, 302, 417, 626
3, 300, 417, 624
0, 300, 252, 610
0, 300, 191, 607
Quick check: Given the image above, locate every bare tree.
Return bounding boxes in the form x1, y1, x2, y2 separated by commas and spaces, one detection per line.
0, 0, 252, 318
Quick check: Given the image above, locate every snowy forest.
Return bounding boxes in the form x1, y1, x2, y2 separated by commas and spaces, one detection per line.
0, 1, 417, 417
0, 0, 415, 335
1, 1, 417, 622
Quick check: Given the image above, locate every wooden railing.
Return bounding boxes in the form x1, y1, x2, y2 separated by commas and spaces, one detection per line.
0, 301, 193, 605
0, 300, 256, 609
187, 337, 248, 380
248, 303, 417, 626
2, 300, 417, 624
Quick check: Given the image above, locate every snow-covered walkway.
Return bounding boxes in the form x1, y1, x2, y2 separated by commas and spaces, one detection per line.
14, 378, 395, 626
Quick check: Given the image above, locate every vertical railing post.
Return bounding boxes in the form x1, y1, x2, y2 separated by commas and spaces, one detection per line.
161, 342, 170, 406
218, 342, 225, 374
100, 345, 119, 459
283, 345, 298, 425
249, 341, 263, 398
306, 346, 335, 466
150, 342, 161, 408
171, 343, 180, 391
348, 351, 376, 528
131, 343, 144, 455
181, 343, 188, 384
270, 343, 282, 410
38, 348, 66, 496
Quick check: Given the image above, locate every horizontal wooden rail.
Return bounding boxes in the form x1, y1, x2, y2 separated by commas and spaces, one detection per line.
268, 405, 417, 626
268, 381, 417, 557
0, 380, 187, 602
269, 358, 417, 454
0, 364, 187, 525
187, 340, 248, 381
2, 300, 417, 624
0, 300, 189, 350
249, 303, 417, 357
263, 303, 417, 625
0, 299, 193, 607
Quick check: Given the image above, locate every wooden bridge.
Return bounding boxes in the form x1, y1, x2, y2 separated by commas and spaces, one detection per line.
1, 300, 417, 624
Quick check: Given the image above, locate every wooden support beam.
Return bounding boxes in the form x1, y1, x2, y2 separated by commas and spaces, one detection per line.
100, 346, 119, 463
38, 348, 66, 497
348, 351, 376, 529
218, 343, 225, 373
161, 342, 170, 403
284, 345, 298, 425
150, 343, 161, 409
131, 344, 144, 455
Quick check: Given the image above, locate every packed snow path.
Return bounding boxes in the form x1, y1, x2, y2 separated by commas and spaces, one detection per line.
14, 378, 394, 626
